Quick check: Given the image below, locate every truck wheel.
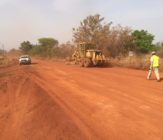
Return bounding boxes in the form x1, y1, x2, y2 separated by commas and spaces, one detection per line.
79, 59, 84, 67
84, 58, 91, 67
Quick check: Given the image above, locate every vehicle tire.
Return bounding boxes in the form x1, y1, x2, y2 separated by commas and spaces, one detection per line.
84, 58, 91, 67
79, 59, 84, 67
93, 60, 98, 66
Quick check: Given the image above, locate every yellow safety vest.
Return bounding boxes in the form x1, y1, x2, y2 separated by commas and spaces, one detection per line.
152, 55, 159, 68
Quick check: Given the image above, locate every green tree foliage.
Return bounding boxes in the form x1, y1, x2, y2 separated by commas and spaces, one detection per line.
132, 30, 155, 53
31, 45, 43, 55
19, 41, 32, 53
38, 38, 58, 48
31, 38, 59, 57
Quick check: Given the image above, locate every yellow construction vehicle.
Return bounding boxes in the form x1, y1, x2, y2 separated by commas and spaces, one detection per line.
72, 42, 107, 67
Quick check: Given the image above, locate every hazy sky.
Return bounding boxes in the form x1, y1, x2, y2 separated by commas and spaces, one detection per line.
0, 0, 163, 50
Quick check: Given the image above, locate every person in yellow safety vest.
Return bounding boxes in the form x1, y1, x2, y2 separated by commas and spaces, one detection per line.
147, 51, 160, 81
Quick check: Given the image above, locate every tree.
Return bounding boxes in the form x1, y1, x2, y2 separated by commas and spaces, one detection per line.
72, 14, 134, 57
19, 41, 32, 53
36, 38, 59, 57
106, 25, 133, 57
132, 30, 155, 53
38, 38, 58, 48
73, 14, 112, 50
19, 38, 59, 57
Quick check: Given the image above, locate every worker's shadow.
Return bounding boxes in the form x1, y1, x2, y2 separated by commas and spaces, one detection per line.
160, 78, 163, 82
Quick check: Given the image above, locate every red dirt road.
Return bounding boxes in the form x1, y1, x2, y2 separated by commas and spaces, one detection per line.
0, 59, 163, 140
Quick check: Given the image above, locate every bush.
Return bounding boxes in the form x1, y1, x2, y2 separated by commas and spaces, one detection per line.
157, 48, 163, 58
110, 54, 163, 71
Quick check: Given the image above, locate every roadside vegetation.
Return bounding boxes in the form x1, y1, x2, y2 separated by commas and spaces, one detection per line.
0, 49, 8, 66
0, 48, 20, 67
8, 14, 163, 70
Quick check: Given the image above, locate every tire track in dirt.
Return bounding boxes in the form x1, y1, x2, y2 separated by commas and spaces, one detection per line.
0, 59, 163, 140
0, 65, 89, 140
22, 67, 99, 139
30, 60, 163, 140
0, 65, 35, 140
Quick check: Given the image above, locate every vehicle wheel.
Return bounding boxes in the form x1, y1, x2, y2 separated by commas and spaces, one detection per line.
84, 58, 91, 67
79, 59, 84, 67
93, 60, 98, 66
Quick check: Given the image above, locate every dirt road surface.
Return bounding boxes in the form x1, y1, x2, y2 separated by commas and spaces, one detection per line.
0, 59, 163, 140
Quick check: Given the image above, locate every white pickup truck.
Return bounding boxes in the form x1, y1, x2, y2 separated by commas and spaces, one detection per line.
19, 55, 31, 65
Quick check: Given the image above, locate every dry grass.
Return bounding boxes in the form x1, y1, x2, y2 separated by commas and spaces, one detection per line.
110, 55, 163, 71
0, 57, 9, 66
0, 55, 18, 67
